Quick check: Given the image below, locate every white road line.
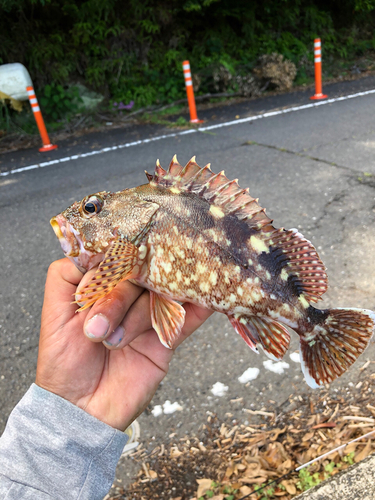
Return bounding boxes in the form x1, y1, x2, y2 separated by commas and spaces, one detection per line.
2, 87, 375, 177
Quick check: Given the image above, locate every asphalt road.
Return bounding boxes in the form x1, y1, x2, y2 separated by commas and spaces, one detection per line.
1, 76, 375, 488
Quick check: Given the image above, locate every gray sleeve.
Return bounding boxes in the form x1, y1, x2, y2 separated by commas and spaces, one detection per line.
0, 384, 128, 500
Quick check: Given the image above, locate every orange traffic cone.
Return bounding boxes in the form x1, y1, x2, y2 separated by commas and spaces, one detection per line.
182, 61, 203, 123
27, 86, 58, 152
310, 39, 327, 100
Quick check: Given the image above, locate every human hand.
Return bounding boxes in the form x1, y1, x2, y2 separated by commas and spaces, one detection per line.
36, 258, 212, 431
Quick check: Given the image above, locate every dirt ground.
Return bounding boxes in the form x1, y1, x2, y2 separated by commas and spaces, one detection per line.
109, 368, 375, 500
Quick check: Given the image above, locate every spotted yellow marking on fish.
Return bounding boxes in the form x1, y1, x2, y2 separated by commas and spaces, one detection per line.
250, 235, 269, 254
209, 205, 225, 218
196, 263, 207, 274
51, 155, 375, 390
299, 295, 310, 308
209, 270, 218, 285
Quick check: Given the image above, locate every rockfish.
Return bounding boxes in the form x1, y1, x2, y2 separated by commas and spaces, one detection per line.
50, 156, 374, 388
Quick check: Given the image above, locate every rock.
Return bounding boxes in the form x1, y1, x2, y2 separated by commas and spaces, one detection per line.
253, 53, 297, 91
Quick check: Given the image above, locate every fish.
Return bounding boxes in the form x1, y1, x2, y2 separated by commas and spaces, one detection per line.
50, 155, 375, 388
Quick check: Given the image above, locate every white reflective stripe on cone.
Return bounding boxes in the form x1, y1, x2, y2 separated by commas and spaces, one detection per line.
314, 41, 321, 47
315, 57, 321, 63
184, 71, 192, 79
183, 63, 190, 70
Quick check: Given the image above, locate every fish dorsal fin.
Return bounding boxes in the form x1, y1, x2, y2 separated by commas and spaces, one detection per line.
149, 156, 273, 229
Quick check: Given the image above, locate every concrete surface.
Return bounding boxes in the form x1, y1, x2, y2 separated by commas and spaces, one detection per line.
1, 75, 375, 494
296, 453, 375, 500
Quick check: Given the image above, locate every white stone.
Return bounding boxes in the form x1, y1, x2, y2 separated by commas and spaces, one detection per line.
211, 382, 228, 397
163, 400, 183, 414
238, 367, 260, 383
289, 351, 301, 363
263, 360, 290, 374
151, 405, 163, 417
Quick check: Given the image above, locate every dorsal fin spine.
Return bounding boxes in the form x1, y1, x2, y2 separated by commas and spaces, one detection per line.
151, 156, 273, 230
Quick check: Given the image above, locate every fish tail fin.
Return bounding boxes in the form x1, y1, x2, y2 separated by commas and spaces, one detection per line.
300, 308, 375, 388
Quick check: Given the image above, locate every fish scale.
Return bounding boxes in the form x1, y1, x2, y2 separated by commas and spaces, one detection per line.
51, 155, 375, 388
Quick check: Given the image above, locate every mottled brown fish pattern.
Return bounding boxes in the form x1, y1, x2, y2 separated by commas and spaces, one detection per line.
51, 156, 375, 388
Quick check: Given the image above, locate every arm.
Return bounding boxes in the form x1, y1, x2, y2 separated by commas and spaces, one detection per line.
0, 258, 212, 499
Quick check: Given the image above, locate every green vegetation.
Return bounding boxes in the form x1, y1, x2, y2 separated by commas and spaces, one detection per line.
1, 0, 375, 130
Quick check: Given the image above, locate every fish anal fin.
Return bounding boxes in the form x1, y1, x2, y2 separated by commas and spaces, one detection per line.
300, 308, 375, 388
229, 314, 290, 359
75, 239, 141, 311
150, 292, 186, 349
269, 228, 328, 303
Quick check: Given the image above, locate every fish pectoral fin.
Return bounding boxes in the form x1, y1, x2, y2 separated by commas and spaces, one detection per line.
229, 314, 290, 360
75, 239, 140, 311
150, 291, 186, 349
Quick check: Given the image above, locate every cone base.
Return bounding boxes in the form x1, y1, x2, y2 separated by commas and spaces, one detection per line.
190, 119, 204, 123
39, 144, 58, 152
310, 94, 328, 100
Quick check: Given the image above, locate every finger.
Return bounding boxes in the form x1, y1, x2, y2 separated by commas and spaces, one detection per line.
83, 279, 145, 342
43, 258, 84, 311
102, 290, 152, 349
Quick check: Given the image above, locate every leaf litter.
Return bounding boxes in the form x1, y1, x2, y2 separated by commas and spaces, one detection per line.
108, 371, 375, 500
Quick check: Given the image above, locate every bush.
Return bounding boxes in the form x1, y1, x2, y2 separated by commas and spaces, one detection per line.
0, 0, 374, 113
39, 83, 83, 121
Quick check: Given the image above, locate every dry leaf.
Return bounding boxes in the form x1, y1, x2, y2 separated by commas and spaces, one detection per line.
170, 447, 183, 458
240, 475, 268, 485
281, 479, 297, 494
345, 443, 358, 454
269, 427, 287, 441
239, 485, 252, 495
278, 458, 292, 474
196, 478, 213, 497
302, 431, 314, 441
225, 462, 235, 478
149, 470, 157, 479
355, 439, 372, 463
244, 462, 261, 478
312, 422, 336, 429
274, 489, 288, 497
211, 496, 224, 500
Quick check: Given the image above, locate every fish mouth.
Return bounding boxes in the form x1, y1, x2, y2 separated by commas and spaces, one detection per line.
50, 214, 103, 273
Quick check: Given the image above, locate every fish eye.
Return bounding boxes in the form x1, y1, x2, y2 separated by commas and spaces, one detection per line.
82, 195, 103, 217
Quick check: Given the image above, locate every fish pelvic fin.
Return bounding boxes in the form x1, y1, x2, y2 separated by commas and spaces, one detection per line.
150, 291, 186, 349
300, 307, 375, 388
229, 314, 290, 360
75, 239, 141, 311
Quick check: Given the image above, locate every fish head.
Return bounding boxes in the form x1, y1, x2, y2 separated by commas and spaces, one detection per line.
51, 187, 159, 273
50, 191, 120, 273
